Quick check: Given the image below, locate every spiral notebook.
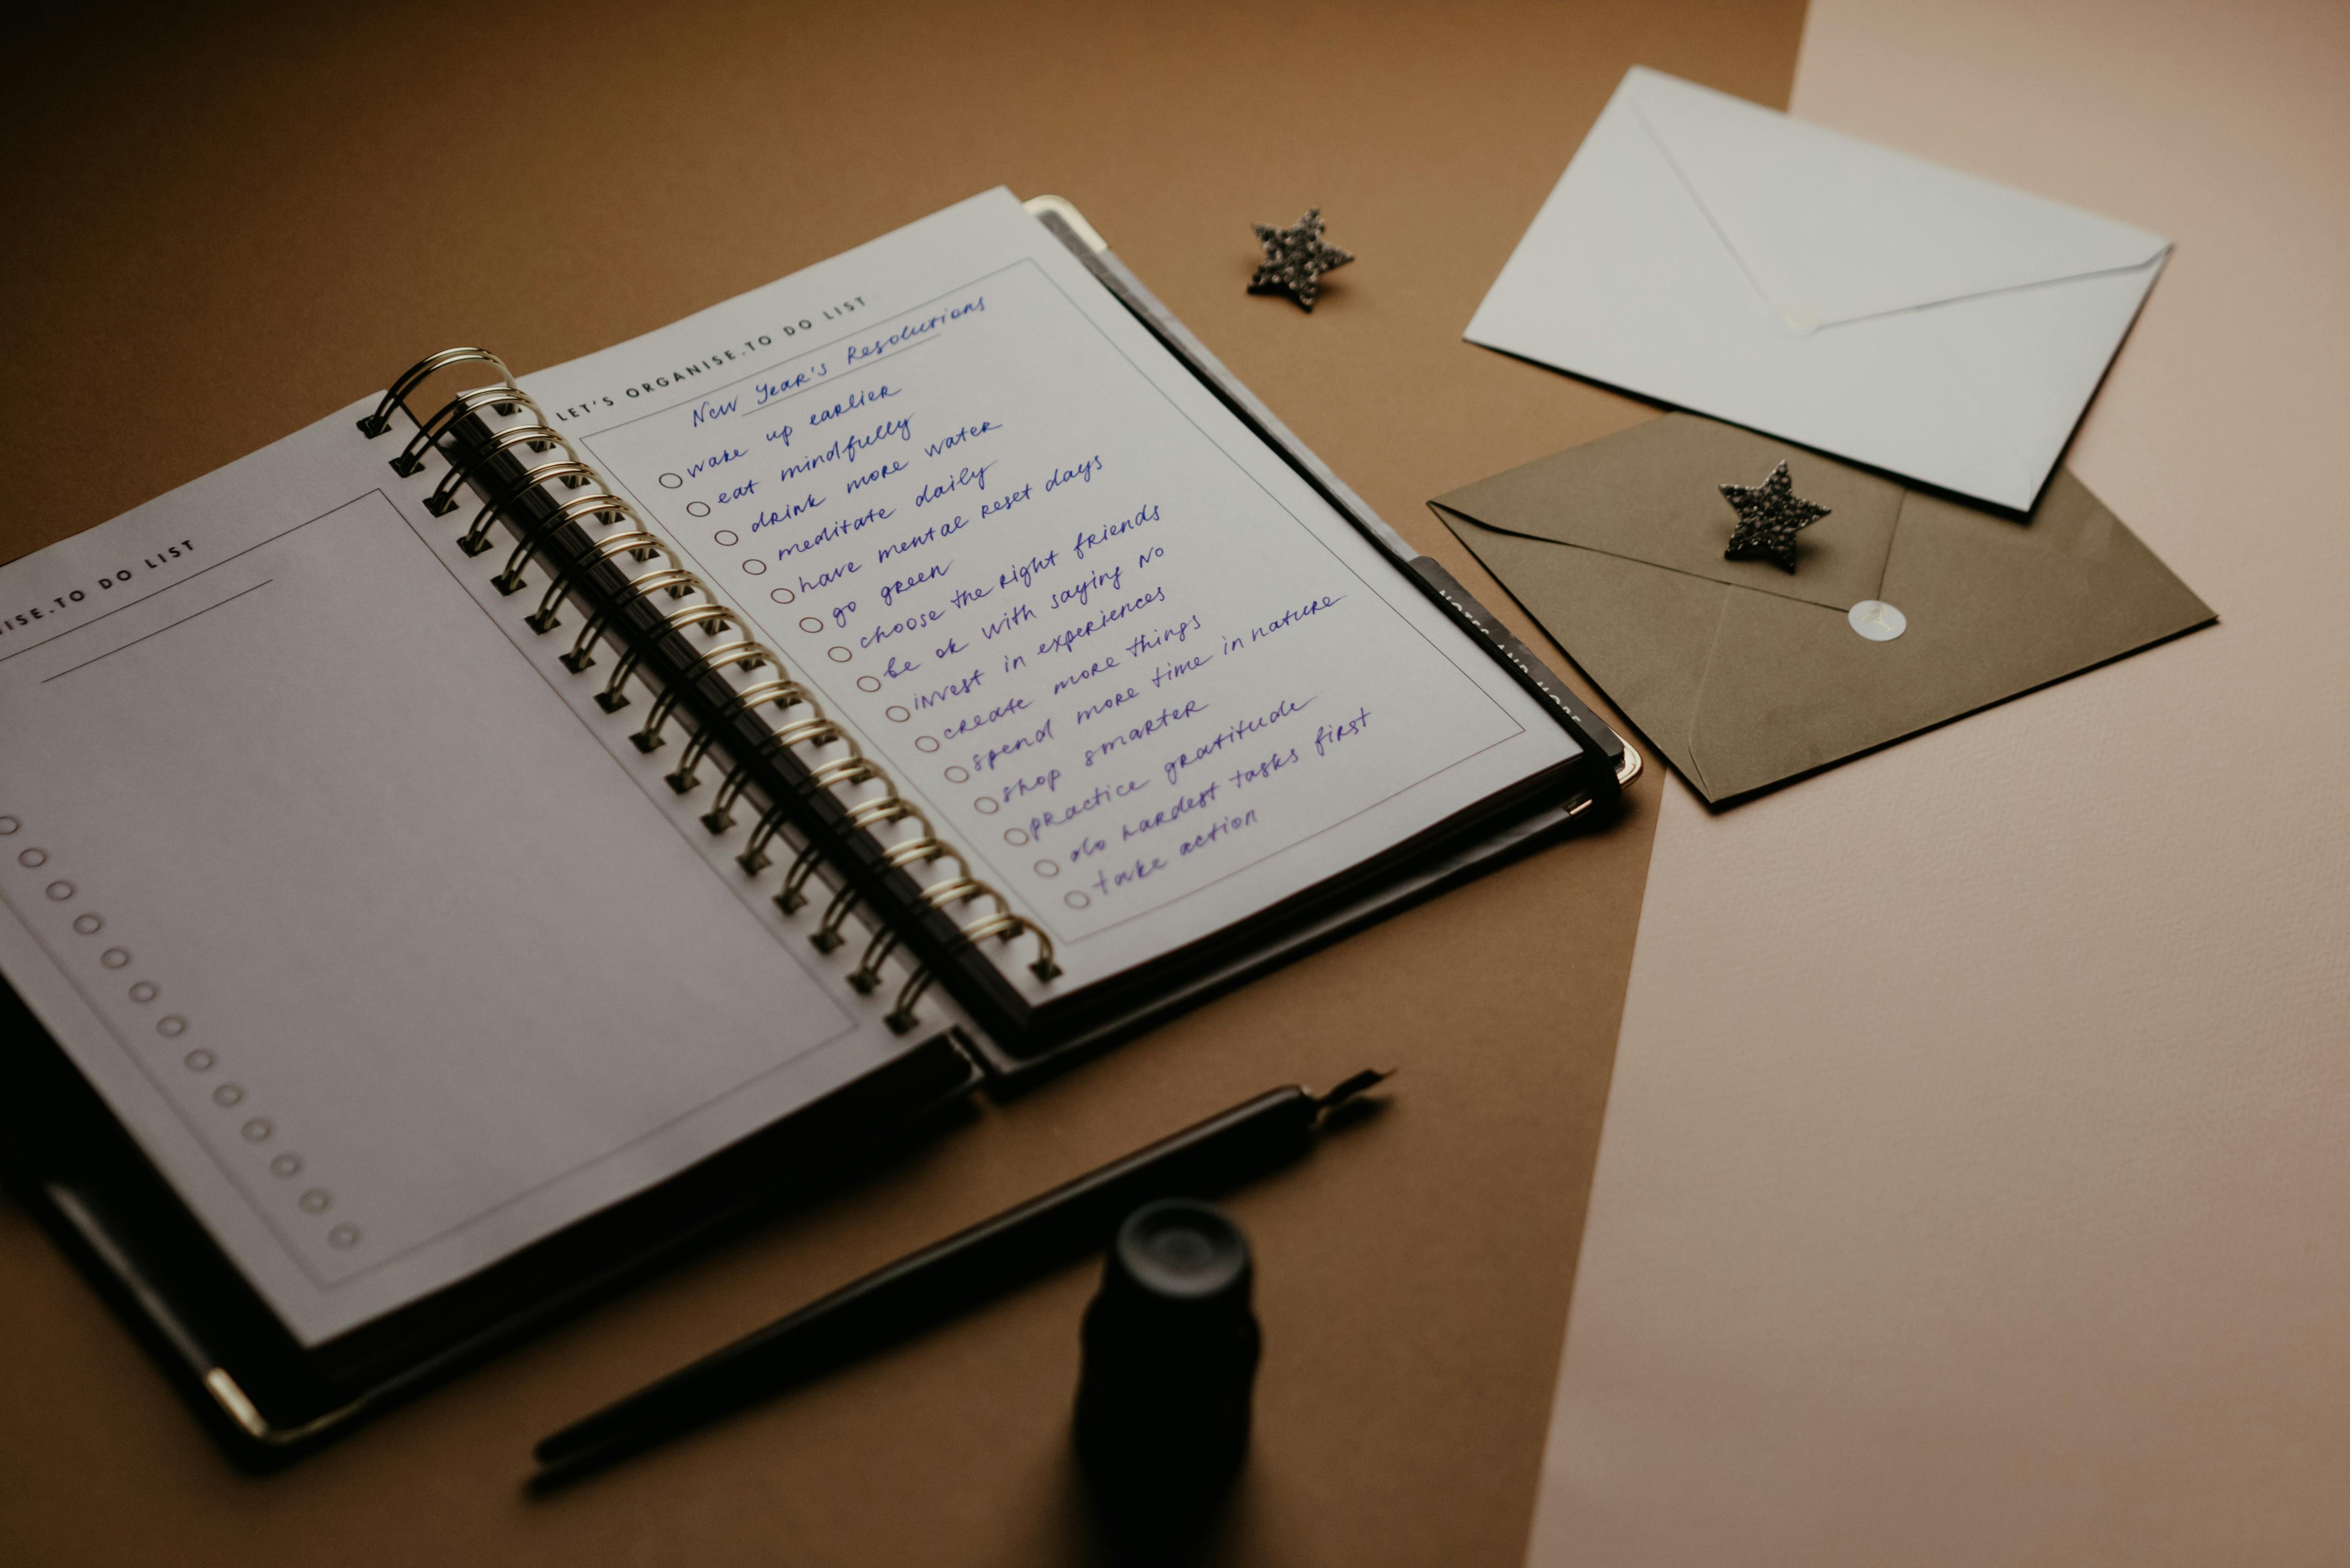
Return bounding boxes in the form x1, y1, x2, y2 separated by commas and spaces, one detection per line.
0, 190, 1632, 1451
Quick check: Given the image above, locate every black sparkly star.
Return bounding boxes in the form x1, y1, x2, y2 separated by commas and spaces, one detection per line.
1249, 208, 1353, 311
1720, 460, 1830, 573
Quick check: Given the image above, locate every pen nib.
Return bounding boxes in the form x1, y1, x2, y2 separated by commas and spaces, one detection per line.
1314, 1069, 1393, 1114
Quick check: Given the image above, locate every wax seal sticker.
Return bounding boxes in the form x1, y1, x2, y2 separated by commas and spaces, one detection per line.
1848, 600, 1907, 641
1721, 460, 1830, 573
1247, 209, 1353, 312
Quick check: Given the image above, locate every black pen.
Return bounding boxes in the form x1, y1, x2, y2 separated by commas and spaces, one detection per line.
530, 1069, 1390, 1483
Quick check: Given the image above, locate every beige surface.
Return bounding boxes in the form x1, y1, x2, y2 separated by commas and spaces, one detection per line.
0, 4, 1812, 1565
1530, 1, 2350, 1563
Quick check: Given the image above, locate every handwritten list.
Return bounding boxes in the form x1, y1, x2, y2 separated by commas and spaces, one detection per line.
554, 193, 1573, 986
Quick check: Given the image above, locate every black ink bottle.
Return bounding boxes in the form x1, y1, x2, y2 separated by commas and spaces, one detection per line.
1074, 1198, 1261, 1520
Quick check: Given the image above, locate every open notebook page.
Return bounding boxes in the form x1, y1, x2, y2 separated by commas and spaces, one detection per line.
529, 189, 1581, 1000
0, 410, 967, 1344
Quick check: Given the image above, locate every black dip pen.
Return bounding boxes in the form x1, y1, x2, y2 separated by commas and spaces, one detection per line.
531, 1069, 1391, 1485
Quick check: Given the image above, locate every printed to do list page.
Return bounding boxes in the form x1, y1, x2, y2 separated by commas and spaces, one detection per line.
531, 190, 1579, 990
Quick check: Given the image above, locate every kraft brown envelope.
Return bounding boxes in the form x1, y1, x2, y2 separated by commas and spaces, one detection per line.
1430, 414, 2215, 804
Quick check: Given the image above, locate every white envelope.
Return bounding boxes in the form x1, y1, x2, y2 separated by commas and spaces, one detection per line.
1466, 68, 2169, 510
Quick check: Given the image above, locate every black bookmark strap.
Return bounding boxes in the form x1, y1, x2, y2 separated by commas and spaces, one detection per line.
1404, 553, 1629, 788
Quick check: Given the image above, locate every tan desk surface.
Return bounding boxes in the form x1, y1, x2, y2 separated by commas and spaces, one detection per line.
0, 4, 1801, 1564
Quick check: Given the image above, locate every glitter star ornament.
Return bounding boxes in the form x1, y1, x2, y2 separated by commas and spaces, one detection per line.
1720, 460, 1830, 573
1248, 209, 1353, 311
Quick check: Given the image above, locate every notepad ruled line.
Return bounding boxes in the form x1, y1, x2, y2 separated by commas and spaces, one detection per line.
40, 579, 276, 683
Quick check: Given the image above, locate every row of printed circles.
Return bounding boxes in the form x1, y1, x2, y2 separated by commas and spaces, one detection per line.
757, 578, 1096, 913
0, 815, 359, 1252
665, 511, 1101, 916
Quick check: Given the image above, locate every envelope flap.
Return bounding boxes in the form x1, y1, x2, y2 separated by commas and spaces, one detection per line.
1431, 415, 1905, 612
1682, 468, 2214, 797
1624, 67, 2169, 332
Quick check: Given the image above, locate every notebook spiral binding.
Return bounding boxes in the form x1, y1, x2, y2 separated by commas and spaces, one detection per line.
360, 348, 1059, 1034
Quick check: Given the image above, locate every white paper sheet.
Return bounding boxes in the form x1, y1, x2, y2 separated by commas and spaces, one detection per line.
0, 411, 956, 1344
526, 189, 1579, 996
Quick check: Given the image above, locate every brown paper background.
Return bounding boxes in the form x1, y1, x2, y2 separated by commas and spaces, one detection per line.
0, 4, 1803, 1563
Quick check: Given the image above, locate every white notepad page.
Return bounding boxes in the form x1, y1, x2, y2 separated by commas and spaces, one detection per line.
530, 190, 1580, 997
0, 412, 964, 1343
